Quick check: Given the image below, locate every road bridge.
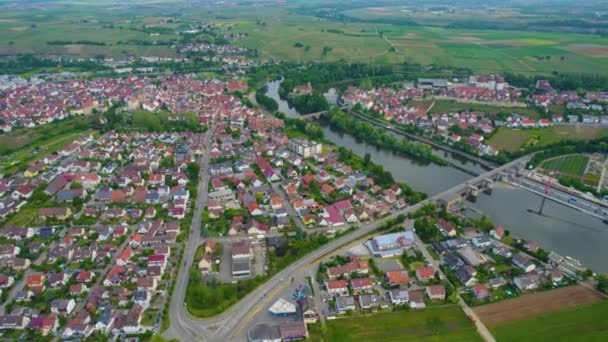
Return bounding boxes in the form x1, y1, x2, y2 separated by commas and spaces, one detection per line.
298, 106, 350, 120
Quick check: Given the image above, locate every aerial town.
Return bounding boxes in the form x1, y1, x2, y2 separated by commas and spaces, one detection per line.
1, 1, 608, 342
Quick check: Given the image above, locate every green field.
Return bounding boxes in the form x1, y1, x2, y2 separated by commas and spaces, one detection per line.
490, 300, 608, 342
230, 12, 608, 75
1, 4, 607, 75
308, 306, 481, 342
0, 115, 99, 174
141, 309, 160, 327
540, 154, 589, 176
3, 207, 39, 227
488, 126, 608, 152
425, 100, 540, 118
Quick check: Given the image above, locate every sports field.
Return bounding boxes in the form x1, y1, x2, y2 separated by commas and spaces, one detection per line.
490, 299, 608, 342
308, 305, 481, 342
540, 154, 589, 176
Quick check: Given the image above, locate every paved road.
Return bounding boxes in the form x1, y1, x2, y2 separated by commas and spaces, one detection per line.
55, 224, 135, 339
0, 248, 47, 315
270, 182, 307, 232
163, 153, 529, 341
164, 117, 217, 340
512, 176, 608, 219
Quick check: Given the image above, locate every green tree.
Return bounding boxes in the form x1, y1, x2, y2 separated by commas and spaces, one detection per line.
160, 157, 175, 168
359, 78, 373, 91
186, 162, 200, 181
70, 182, 83, 190
295, 226, 304, 241
596, 274, 608, 294
363, 152, 371, 166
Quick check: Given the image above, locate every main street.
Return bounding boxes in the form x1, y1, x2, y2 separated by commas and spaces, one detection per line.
164, 117, 216, 340
163, 151, 529, 341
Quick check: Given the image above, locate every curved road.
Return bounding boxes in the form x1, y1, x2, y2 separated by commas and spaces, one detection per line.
164, 135, 529, 341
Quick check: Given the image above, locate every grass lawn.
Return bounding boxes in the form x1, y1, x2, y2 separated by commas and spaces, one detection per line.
308, 306, 481, 342
0, 114, 99, 174
409, 261, 426, 272
3, 207, 39, 227
490, 300, 608, 342
582, 173, 601, 187
1, 130, 92, 174
540, 154, 589, 176
489, 126, 608, 152
141, 309, 159, 327
487, 128, 530, 152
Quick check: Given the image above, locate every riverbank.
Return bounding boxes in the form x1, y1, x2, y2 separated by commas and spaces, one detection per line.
349, 109, 498, 170
264, 79, 608, 274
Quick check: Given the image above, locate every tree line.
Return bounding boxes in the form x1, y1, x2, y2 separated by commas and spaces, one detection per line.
255, 88, 278, 112
0, 55, 110, 75
326, 108, 435, 163
504, 72, 608, 92
47, 40, 107, 46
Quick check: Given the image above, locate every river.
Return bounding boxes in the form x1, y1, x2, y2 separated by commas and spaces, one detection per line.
265, 79, 608, 273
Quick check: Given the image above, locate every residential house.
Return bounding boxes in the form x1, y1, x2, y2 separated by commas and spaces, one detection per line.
385, 270, 410, 286
198, 254, 213, 274
408, 290, 426, 309
436, 219, 457, 237
326, 259, 369, 279
350, 278, 373, 293
514, 274, 541, 292
513, 253, 536, 273
335, 296, 356, 312
473, 284, 490, 300
415, 267, 436, 282
50, 299, 76, 316
388, 289, 409, 305
425, 285, 446, 301
325, 280, 348, 295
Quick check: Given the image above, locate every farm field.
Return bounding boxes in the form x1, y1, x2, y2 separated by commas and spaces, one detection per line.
307, 305, 482, 342
490, 299, 608, 342
0, 5, 607, 75
230, 13, 608, 75
0, 115, 98, 174
473, 285, 603, 327
488, 126, 608, 152
425, 100, 540, 118
3, 207, 39, 227
540, 154, 590, 176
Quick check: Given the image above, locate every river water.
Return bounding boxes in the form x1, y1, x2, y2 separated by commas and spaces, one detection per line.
265, 79, 608, 273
